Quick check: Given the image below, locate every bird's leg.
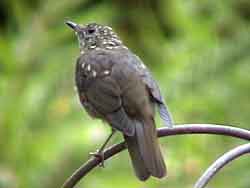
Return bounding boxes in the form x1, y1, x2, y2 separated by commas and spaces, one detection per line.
89, 129, 116, 167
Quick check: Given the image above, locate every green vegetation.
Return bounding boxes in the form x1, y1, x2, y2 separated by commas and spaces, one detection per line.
1, 0, 250, 187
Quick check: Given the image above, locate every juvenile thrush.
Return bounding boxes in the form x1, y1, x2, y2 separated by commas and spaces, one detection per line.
66, 21, 173, 181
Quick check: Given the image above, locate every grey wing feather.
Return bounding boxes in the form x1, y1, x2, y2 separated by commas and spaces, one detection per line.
129, 52, 174, 127
86, 77, 136, 136
77, 51, 136, 136
158, 103, 173, 127
106, 107, 135, 136
142, 72, 173, 127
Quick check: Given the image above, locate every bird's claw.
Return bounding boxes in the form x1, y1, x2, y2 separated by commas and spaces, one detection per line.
89, 150, 105, 167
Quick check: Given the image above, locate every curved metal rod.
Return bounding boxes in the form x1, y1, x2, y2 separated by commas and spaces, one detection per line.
62, 124, 250, 188
195, 143, 250, 188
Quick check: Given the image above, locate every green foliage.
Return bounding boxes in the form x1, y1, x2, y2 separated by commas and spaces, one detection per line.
1, 0, 250, 187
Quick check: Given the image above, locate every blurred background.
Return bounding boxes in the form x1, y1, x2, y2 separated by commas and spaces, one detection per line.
1, 0, 250, 187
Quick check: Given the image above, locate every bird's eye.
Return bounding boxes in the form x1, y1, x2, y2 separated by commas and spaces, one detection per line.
87, 28, 96, 34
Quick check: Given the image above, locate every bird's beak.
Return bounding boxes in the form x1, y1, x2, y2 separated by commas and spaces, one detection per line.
65, 21, 80, 32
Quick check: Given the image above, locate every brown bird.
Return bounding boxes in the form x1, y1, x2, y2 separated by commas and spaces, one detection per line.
66, 21, 173, 181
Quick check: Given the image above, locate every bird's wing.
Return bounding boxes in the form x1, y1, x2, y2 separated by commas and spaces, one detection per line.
75, 51, 135, 136
109, 51, 167, 178
124, 51, 174, 127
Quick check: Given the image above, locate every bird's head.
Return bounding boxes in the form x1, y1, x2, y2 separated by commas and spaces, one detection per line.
66, 21, 123, 53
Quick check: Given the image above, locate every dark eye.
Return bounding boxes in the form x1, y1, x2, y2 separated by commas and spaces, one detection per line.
87, 28, 96, 34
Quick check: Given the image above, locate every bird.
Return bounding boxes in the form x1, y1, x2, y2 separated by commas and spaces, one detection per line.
66, 21, 173, 181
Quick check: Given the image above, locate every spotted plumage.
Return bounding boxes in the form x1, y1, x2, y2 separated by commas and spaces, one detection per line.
66, 21, 173, 181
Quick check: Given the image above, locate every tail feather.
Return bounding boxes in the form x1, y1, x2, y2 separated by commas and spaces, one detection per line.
124, 119, 166, 180
124, 134, 150, 181
138, 119, 166, 178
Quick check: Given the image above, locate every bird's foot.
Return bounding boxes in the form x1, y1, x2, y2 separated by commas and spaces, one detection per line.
89, 150, 105, 167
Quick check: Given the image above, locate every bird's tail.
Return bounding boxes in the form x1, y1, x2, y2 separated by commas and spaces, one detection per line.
124, 118, 166, 181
